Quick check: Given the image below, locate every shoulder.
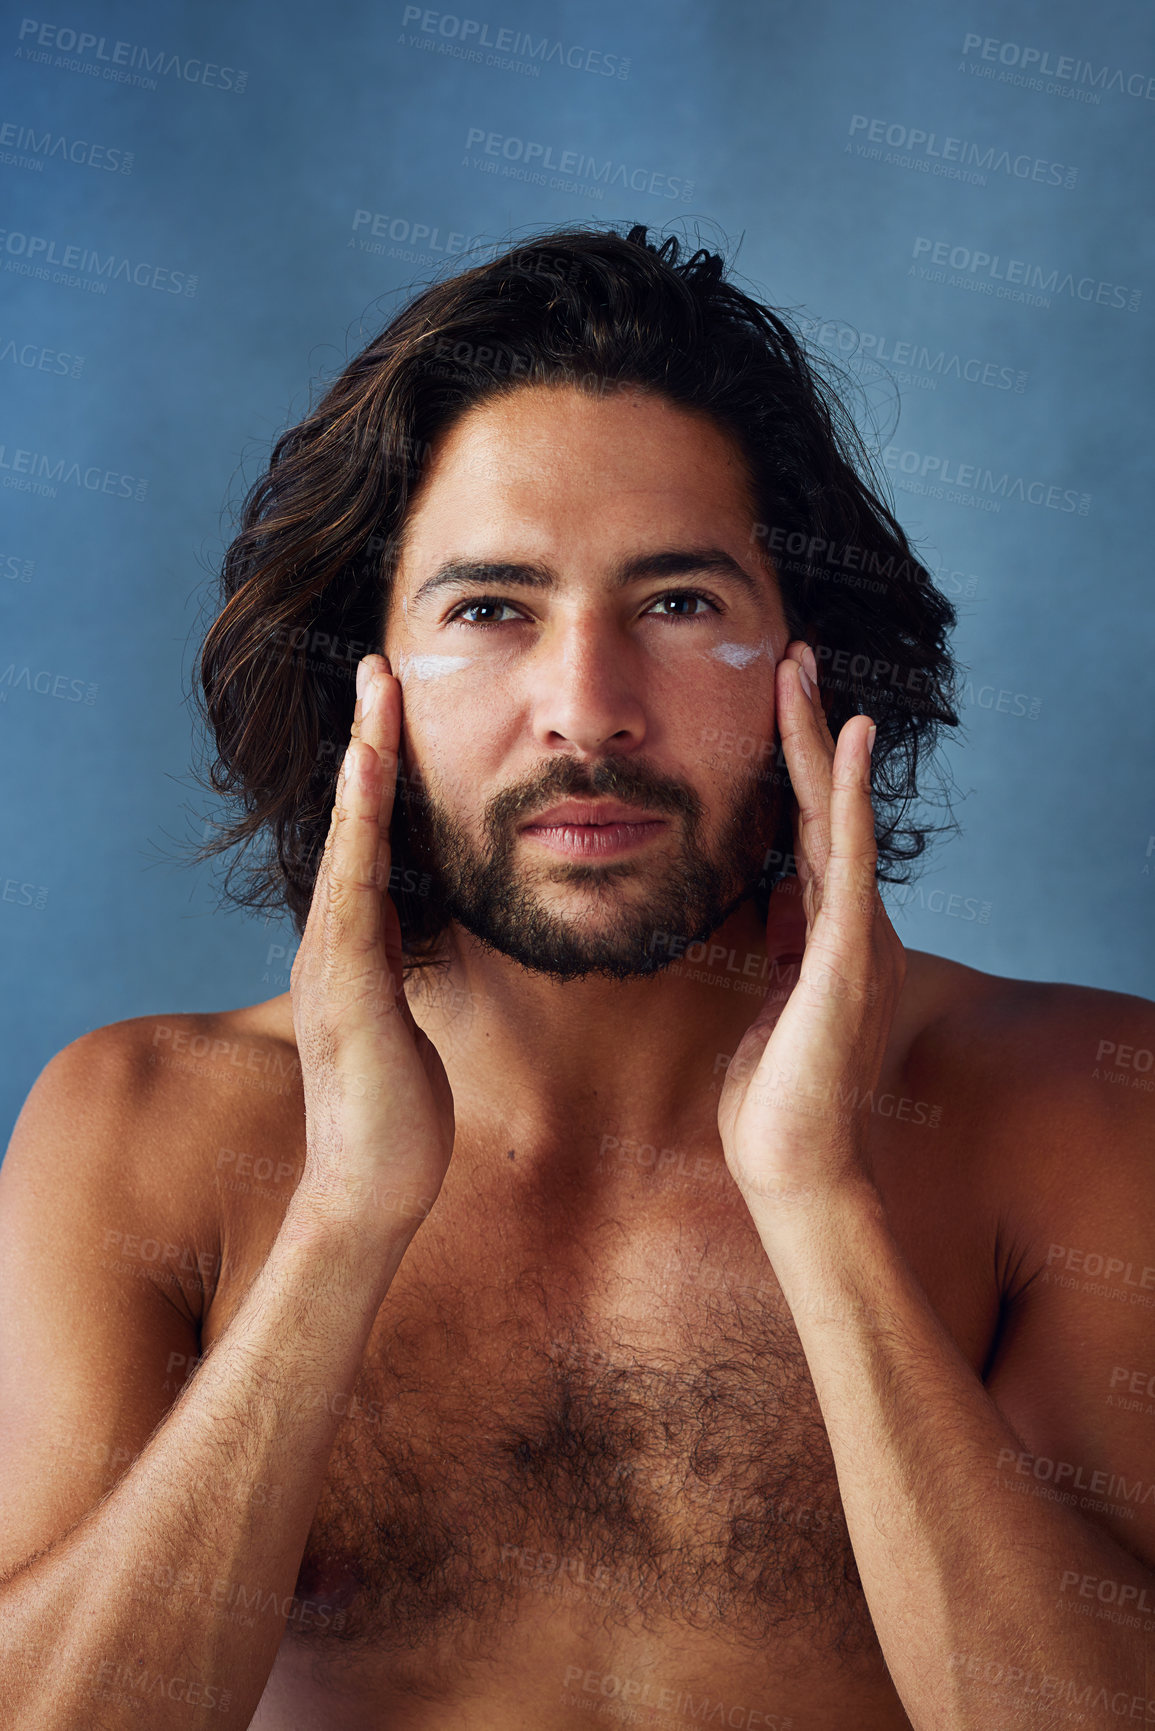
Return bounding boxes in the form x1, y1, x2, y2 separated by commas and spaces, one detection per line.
3, 1000, 302, 1319
902, 948, 1155, 1125
134, 999, 302, 1099
899, 950, 1154, 1247
18, 1000, 302, 1148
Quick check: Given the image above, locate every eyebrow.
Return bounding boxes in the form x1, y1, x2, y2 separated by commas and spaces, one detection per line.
409, 547, 763, 612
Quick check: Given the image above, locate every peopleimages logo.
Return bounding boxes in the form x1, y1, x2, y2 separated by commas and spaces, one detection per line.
910, 237, 1141, 312
0, 438, 149, 501
0, 228, 197, 296
0, 337, 85, 379
960, 34, 1155, 101
883, 444, 1091, 516
800, 316, 1027, 394
350, 209, 482, 258
463, 127, 694, 201
0, 119, 134, 173
847, 115, 1076, 188
400, 7, 630, 78
13, 17, 248, 92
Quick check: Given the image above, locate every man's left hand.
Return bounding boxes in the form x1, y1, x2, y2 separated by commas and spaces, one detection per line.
717, 641, 907, 1212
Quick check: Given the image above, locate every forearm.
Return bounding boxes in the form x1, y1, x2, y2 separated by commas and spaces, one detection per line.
1, 1200, 410, 1731
748, 1182, 1155, 1731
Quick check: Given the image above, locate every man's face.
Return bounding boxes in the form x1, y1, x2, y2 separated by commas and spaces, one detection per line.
383, 382, 789, 982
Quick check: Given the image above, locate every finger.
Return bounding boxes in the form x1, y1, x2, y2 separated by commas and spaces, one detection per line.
356, 654, 403, 901
784, 640, 837, 750
297, 661, 391, 974
825, 713, 880, 934
812, 715, 898, 1023
776, 643, 834, 899
318, 733, 390, 968
300, 659, 380, 933
297, 746, 350, 960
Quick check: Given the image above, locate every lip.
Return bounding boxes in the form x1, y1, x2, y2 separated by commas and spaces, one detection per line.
518, 801, 668, 858
520, 800, 665, 829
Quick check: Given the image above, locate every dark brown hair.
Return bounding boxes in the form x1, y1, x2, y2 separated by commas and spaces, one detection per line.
192, 220, 961, 964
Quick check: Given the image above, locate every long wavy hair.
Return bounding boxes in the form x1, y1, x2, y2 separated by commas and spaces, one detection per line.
192, 221, 961, 971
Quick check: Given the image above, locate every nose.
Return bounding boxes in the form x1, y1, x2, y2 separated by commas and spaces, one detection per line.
526, 612, 648, 756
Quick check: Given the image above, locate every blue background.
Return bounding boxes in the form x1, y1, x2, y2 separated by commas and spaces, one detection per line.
3, 0, 1153, 1142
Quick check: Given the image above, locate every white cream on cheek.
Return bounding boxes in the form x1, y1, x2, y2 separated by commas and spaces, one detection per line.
392, 638, 509, 813
707, 640, 776, 668
691, 639, 779, 763
396, 651, 475, 680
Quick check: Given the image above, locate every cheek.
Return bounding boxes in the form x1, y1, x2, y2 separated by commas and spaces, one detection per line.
678, 640, 779, 772
393, 633, 782, 793
394, 634, 521, 690
645, 628, 780, 699
396, 654, 515, 808
395, 643, 522, 749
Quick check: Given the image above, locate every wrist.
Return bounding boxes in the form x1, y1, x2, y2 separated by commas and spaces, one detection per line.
743, 1172, 889, 1292
280, 1183, 423, 1290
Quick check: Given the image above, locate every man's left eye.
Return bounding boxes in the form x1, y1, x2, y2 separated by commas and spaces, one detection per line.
647, 590, 719, 619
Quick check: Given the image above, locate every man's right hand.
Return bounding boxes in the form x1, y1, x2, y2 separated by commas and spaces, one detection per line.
289, 652, 455, 1243
0, 661, 453, 1720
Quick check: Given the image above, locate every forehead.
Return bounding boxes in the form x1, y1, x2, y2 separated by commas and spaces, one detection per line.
393, 383, 767, 568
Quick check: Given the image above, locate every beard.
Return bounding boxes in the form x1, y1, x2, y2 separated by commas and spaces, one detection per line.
394, 745, 782, 983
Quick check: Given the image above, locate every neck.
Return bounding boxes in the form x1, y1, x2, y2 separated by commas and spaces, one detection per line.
405, 886, 805, 1166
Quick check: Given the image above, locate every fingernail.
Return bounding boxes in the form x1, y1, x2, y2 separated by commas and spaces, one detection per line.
362, 674, 379, 716
866, 724, 877, 756
356, 659, 370, 700
798, 664, 813, 700
801, 645, 818, 687
342, 743, 355, 782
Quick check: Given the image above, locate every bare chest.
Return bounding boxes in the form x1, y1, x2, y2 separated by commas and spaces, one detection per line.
204, 1060, 998, 1697
272, 1211, 876, 1673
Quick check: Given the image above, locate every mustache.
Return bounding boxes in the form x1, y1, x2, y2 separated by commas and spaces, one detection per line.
485, 756, 704, 830
398, 752, 705, 831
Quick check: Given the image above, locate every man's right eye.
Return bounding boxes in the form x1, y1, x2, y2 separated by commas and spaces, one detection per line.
446, 597, 522, 625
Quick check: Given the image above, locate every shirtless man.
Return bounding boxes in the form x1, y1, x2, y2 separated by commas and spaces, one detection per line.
2, 224, 1153, 1731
